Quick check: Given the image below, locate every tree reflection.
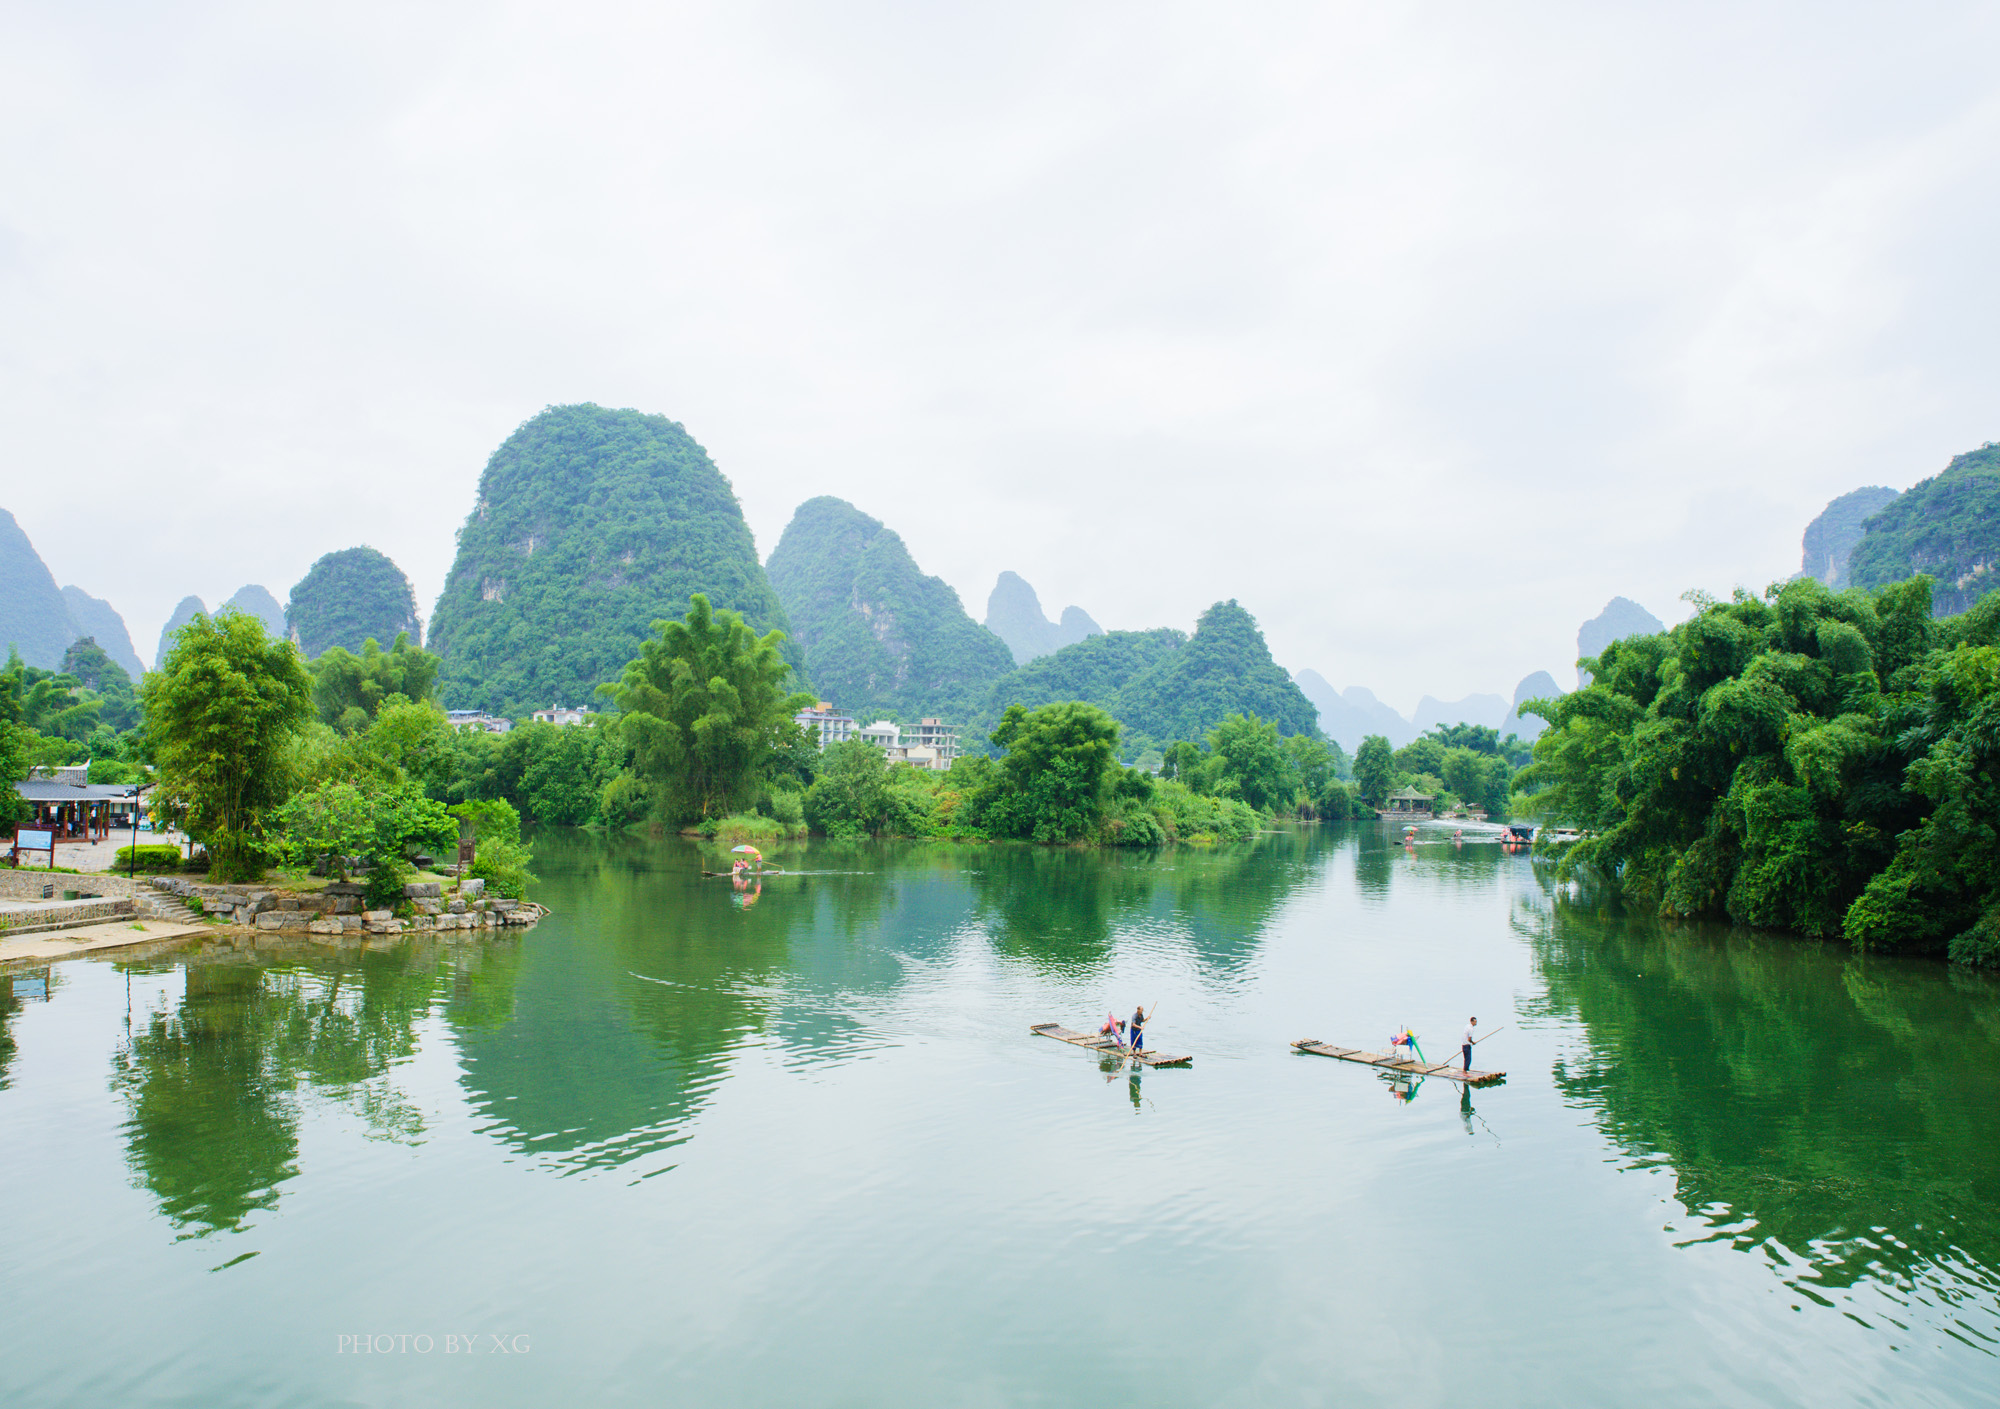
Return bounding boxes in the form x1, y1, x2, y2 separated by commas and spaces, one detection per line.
1521, 888, 2000, 1314
112, 942, 460, 1237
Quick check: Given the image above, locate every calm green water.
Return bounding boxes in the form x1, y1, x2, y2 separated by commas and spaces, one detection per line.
1, 824, 1995, 1407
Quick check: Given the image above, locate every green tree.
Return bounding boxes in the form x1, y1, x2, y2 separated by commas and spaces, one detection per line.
449, 799, 536, 898
59, 636, 139, 730
0, 669, 29, 829
141, 610, 314, 881
803, 739, 935, 838
1353, 734, 1395, 805
1207, 713, 1290, 812
1159, 740, 1206, 787
986, 701, 1121, 843
310, 634, 441, 729
521, 724, 613, 825
1442, 747, 1511, 818
607, 594, 815, 823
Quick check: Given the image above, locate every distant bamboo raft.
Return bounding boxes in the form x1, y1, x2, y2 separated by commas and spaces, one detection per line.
1291, 1039, 1505, 1086
1030, 1023, 1193, 1067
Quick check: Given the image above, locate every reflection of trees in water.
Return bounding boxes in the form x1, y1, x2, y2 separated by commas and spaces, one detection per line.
112, 943, 464, 1237
0, 973, 23, 1089
452, 829, 823, 1171
1521, 890, 2000, 1320
972, 826, 1327, 979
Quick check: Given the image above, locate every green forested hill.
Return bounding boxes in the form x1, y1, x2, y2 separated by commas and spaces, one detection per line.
981, 628, 1186, 724
286, 547, 423, 658
766, 496, 1013, 723
979, 601, 1319, 753
1115, 600, 1320, 744
428, 404, 796, 717
1848, 443, 2000, 615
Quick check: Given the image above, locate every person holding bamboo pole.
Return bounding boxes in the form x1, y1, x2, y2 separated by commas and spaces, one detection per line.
1462, 1017, 1478, 1071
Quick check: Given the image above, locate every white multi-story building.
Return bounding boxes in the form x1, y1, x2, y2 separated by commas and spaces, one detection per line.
858, 719, 901, 750
902, 718, 960, 767
531, 706, 588, 727
794, 702, 857, 748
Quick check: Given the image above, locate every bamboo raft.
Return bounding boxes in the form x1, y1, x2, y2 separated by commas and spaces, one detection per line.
1030, 1023, 1192, 1068
1291, 1039, 1505, 1086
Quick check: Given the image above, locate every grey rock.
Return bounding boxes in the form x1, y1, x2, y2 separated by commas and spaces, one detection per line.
404, 882, 443, 900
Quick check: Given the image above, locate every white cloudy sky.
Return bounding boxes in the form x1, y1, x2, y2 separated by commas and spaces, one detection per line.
4, 1, 1998, 713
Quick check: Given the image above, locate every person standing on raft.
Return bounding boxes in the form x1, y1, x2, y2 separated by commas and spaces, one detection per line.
1462, 1016, 1478, 1071
1129, 1005, 1147, 1054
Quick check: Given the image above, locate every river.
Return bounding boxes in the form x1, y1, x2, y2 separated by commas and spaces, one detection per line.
0, 823, 1994, 1407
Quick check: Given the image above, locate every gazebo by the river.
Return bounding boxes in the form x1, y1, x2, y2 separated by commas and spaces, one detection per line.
1383, 788, 1435, 818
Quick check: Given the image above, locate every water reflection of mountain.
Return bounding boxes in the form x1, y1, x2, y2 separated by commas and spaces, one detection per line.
1521, 890, 2000, 1324
454, 828, 1334, 1171
112, 943, 464, 1236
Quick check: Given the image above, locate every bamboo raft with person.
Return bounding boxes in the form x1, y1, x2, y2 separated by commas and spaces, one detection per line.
1291, 1037, 1506, 1086
1030, 1023, 1192, 1068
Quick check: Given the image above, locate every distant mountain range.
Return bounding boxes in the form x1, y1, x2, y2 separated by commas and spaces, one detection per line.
1, 506, 145, 676
983, 572, 1103, 665
1577, 597, 1665, 686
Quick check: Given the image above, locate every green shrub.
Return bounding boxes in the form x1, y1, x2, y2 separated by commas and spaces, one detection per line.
599, 773, 651, 829
699, 813, 801, 842
363, 859, 413, 909
113, 844, 184, 873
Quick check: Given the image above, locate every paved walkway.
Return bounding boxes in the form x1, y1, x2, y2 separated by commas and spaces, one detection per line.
0, 917, 208, 966
36, 830, 193, 874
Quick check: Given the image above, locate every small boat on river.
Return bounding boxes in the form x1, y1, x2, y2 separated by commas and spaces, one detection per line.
1030, 1022, 1192, 1067
1291, 1039, 1504, 1086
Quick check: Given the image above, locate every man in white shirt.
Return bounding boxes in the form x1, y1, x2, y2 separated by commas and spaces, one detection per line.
1462, 1017, 1478, 1072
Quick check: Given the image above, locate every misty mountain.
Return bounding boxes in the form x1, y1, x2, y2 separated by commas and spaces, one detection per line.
0, 508, 75, 669
1577, 597, 1665, 685
1291, 670, 1418, 750
1800, 486, 1900, 589
59, 586, 143, 678
223, 584, 287, 641
427, 404, 795, 716
154, 595, 205, 670
1501, 670, 1562, 740
1413, 693, 1508, 735
983, 571, 1103, 665
767, 496, 1014, 723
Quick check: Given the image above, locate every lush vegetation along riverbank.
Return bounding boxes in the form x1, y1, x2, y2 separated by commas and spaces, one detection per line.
1523, 574, 2000, 965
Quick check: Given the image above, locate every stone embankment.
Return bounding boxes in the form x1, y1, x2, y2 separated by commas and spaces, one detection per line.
143, 876, 547, 936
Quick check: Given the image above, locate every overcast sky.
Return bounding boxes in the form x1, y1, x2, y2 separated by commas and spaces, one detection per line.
5, 1, 1998, 714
